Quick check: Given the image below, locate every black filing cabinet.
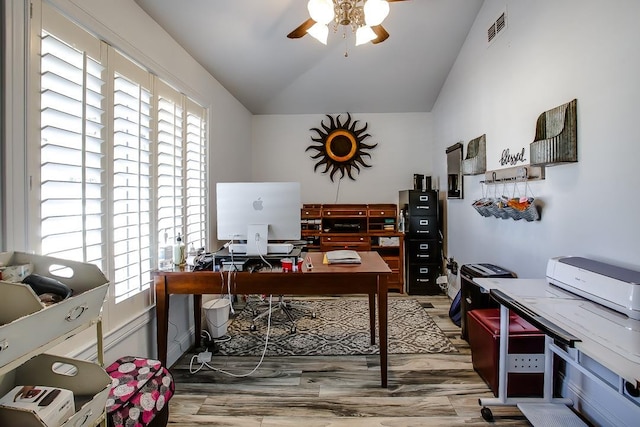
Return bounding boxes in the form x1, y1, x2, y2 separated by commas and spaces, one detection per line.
460, 263, 517, 341
399, 190, 442, 295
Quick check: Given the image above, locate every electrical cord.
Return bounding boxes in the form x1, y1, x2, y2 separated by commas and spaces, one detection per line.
190, 294, 273, 377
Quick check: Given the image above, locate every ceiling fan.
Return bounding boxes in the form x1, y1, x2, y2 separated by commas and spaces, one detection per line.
287, 0, 409, 46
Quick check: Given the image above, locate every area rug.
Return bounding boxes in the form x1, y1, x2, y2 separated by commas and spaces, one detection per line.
215, 298, 457, 356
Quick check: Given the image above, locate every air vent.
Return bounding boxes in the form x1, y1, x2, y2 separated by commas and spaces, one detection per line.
487, 10, 507, 44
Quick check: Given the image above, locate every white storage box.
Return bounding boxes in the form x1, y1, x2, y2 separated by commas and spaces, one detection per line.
0, 354, 111, 427
0, 385, 74, 427
0, 252, 109, 371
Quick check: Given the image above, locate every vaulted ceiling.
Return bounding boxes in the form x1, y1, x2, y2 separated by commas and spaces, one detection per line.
134, 0, 483, 115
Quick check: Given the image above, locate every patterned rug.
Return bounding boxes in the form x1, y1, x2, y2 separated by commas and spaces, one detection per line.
215, 298, 457, 356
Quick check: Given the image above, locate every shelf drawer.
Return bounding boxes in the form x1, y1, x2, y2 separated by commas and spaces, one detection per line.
368, 205, 397, 218
320, 235, 370, 251
407, 216, 439, 237
301, 207, 322, 218
406, 191, 438, 215
406, 240, 439, 262
406, 263, 441, 295
323, 208, 366, 217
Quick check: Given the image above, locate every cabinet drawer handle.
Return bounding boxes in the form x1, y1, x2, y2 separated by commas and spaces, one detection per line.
66, 304, 88, 321
417, 278, 431, 283
419, 196, 430, 201
416, 230, 430, 234
419, 220, 429, 225
419, 244, 430, 250
417, 254, 430, 258
419, 268, 430, 274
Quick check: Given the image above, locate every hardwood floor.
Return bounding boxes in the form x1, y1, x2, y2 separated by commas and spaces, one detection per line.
167, 295, 530, 426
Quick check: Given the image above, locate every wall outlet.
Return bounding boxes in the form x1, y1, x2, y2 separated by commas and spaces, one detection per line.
447, 257, 458, 275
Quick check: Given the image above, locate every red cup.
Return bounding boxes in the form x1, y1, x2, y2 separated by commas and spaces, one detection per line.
296, 257, 304, 272
281, 258, 293, 272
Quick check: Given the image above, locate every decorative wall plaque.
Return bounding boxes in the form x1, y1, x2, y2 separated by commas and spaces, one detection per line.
306, 113, 377, 181
530, 99, 578, 166
461, 134, 486, 175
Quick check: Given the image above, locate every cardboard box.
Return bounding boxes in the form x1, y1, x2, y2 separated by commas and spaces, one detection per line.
0, 252, 109, 371
0, 386, 74, 427
0, 354, 111, 427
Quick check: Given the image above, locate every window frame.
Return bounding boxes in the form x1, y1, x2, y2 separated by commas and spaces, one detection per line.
29, 1, 209, 333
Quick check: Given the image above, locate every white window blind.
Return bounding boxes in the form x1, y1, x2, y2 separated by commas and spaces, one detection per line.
35, 3, 208, 312
39, 5, 106, 270
112, 51, 153, 302
155, 81, 184, 249
185, 100, 207, 251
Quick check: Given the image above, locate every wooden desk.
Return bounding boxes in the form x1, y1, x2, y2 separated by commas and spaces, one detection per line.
153, 251, 392, 387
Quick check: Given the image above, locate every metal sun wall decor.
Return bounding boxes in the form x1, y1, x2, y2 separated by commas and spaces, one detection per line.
306, 113, 378, 181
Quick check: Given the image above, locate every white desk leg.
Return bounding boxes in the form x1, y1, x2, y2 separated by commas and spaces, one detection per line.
479, 303, 573, 422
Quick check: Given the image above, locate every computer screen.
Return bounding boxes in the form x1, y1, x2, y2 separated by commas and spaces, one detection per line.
216, 182, 301, 254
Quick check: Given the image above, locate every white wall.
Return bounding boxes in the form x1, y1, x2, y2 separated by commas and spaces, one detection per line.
251, 113, 433, 204
432, 0, 640, 281
431, 1, 640, 425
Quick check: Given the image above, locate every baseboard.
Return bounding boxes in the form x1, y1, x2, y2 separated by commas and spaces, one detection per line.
166, 325, 196, 367
71, 308, 155, 362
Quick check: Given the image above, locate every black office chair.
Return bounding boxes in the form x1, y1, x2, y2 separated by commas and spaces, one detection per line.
249, 296, 315, 334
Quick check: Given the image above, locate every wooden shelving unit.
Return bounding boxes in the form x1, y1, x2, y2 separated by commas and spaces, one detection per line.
301, 204, 404, 292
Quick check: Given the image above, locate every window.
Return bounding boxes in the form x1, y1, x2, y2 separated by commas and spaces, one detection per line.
39, 7, 107, 272
35, 3, 208, 321
111, 52, 153, 303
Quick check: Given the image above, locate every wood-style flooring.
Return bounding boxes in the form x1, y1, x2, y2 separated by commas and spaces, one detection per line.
167, 294, 530, 426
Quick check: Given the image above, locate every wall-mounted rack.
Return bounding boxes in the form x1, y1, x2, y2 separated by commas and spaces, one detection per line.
481, 165, 545, 184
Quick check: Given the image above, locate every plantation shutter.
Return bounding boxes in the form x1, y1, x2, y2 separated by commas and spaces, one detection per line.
111, 51, 153, 301
184, 100, 207, 251
39, 3, 106, 268
155, 80, 184, 248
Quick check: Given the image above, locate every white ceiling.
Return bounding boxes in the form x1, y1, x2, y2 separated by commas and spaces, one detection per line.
133, 0, 483, 115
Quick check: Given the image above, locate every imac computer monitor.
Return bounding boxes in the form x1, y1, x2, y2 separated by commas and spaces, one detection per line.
216, 182, 301, 255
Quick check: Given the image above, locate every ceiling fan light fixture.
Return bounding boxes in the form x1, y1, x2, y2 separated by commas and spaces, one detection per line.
355, 25, 376, 46
307, 22, 329, 44
364, 0, 390, 26
307, 0, 335, 25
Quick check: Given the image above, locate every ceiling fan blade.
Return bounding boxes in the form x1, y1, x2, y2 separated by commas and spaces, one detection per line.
287, 18, 316, 39
371, 25, 390, 44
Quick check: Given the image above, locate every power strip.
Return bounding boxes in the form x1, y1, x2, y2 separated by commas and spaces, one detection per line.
197, 351, 212, 363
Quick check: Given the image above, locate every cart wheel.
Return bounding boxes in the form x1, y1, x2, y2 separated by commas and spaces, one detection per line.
290, 326, 297, 334
481, 407, 493, 422
250, 324, 257, 332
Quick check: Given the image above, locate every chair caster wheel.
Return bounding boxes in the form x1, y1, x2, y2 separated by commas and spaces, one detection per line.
481, 407, 493, 422
290, 326, 296, 334
250, 324, 257, 332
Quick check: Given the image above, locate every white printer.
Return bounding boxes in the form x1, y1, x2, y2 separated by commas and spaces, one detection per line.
546, 256, 640, 320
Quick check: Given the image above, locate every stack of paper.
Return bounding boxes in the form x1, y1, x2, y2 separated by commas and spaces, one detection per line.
325, 250, 362, 264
